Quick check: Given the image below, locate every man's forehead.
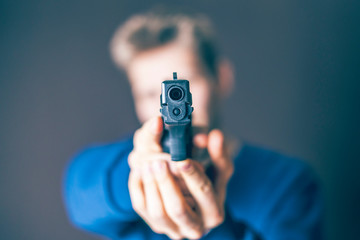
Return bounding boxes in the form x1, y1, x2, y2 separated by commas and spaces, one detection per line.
127, 44, 200, 88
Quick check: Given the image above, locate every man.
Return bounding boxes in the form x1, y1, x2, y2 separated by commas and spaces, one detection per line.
63, 11, 323, 240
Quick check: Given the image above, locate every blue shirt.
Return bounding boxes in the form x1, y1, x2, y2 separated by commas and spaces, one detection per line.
63, 137, 323, 240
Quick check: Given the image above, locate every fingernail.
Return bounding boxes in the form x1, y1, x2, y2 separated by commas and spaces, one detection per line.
180, 161, 193, 171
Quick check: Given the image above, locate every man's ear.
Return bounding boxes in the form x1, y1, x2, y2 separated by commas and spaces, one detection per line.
217, 58, 235, 98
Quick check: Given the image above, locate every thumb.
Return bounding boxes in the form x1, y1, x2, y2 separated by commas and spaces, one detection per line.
134, 116, 164, 152
146, 116, 164, 137
207, 129, 233, 205
208, 129, 233, 183
208, 129, 227, 171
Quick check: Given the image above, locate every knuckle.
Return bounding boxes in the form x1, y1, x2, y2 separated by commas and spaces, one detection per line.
148, 208, 166, 221
226, 164, 234, 179
167, 232, 182, 240
132, 202, 145, 213
185, 229, 203, 239
128, 151, 144, 168
182, 162, 197, 175
133, 129, 142, 145
128, 176, 135, 190
213, 213, 225, 226
127, 151, 136, 165
150, 226, 163, 234
169, 203, 187, 220
207, 210, 224, 228
199, 179, 213, 193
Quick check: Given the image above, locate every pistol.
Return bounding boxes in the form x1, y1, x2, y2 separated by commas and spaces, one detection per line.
160, 72, 193, 161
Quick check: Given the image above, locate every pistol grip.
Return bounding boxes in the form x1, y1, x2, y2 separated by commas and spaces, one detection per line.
161, 124, 192, 161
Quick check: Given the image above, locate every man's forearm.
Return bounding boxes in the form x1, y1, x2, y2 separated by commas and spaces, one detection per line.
63, 139, 139, 237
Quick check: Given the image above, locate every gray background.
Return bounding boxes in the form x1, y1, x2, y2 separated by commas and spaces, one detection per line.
1, 0, 359, 239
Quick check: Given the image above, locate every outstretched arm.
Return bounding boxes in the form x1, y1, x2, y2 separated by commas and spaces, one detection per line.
63, 139, 153, 239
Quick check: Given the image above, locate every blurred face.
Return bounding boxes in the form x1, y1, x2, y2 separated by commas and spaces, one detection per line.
127, 43, 220, 130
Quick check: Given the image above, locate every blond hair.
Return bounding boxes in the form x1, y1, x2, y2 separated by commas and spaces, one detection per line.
110, 11, 219, 77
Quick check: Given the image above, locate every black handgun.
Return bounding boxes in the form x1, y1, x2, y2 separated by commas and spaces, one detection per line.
160, 72, 193, 161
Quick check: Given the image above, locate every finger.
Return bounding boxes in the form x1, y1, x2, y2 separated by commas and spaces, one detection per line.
128, 169, 146, 215
153, 161, 204, 239
177, 160, 224, 229
167, 160, 204, 178
192, 133, 209, 162
193, 133, 208, 149
208, 129, 234, 184
128, 152, 171, 169
207, 129, 234, 210
133, 116, 164, 152
141, 163, 179, 235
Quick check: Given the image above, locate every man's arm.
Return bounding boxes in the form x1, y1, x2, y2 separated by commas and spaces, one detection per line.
260, 163, 324, 240
62, 116, 233, 240
62, 139, 151, 239
227, 146, 324, 240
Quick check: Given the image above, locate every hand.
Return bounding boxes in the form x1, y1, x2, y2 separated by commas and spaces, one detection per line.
128, 116, 205, 239
176, 129, 234, 231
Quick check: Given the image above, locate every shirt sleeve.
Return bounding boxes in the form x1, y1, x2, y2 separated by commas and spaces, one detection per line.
62, 139, 155, 239
259, 163, 324, 240
227, 145, 324, 240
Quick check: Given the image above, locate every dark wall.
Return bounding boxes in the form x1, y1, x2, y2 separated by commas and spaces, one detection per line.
1, 0, 359, 239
